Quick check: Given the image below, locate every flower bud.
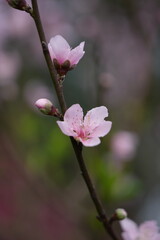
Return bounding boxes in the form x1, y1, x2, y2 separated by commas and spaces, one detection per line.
6, 0, 29, 11
48, 35, 85, 77
35, 98, 60, 117
109, 208, 127, 224
115, 208, 127, 220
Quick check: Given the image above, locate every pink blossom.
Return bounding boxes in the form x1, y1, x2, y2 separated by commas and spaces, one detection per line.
120, 218, 160, 240
111, 131, 138, 161
48, 35, 85, 75
57, 104, 112, 147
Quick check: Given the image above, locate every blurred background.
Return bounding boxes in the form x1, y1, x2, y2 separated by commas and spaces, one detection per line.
0, 0, 160, 239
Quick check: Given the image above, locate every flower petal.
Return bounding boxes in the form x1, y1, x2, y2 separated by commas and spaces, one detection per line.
120, 218, 139, 240
92, 121, 112, 138
64, 104, 83, 132
80, 137, 101, 147
69, 41, 85, 66
84, 106, 109, 130
57, 121, 77, 137
48, 43, 56, 60
121, 232, 134, 240
48, 35, 70, 64
139, 221, 160, 240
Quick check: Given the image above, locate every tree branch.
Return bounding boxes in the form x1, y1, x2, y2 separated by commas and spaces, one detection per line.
30, 1, 119, 239
31, 0, 67, 114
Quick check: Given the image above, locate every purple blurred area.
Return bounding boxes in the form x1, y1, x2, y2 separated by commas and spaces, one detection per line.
1, 0, 160, 239
0, 132, 85, 240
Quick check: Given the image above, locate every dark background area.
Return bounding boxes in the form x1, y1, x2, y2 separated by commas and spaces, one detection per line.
0, 0, 160, 239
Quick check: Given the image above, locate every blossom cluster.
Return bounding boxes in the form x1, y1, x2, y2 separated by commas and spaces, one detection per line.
35, 35, 112, 147
35, 34, 160, 239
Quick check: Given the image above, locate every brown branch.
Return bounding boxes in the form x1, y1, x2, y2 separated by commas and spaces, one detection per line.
70, 138, 119, 240
30, 1, 119, 239
31, 0, 67, 114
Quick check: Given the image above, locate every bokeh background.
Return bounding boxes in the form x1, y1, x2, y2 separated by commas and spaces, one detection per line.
0, 0, 160, 239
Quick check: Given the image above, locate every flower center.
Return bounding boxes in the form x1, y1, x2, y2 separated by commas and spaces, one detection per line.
74, 125, 91, 141
78, 128, 86, 139
78, 125, 90, 140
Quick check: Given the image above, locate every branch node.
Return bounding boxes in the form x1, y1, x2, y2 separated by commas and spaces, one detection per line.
42, 41, 49, 53
97, 214, 107, 223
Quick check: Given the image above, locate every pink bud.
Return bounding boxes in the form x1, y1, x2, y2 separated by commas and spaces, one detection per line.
115, 208, 127, 220
6, 0, 28, 10
35, 98, 60, 117
48, 35, 85, 76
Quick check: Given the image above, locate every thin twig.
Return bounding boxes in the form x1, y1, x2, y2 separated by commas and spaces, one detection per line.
31, 0, 67, 114
70, 138, 119, 240
30, 0, 119, 239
